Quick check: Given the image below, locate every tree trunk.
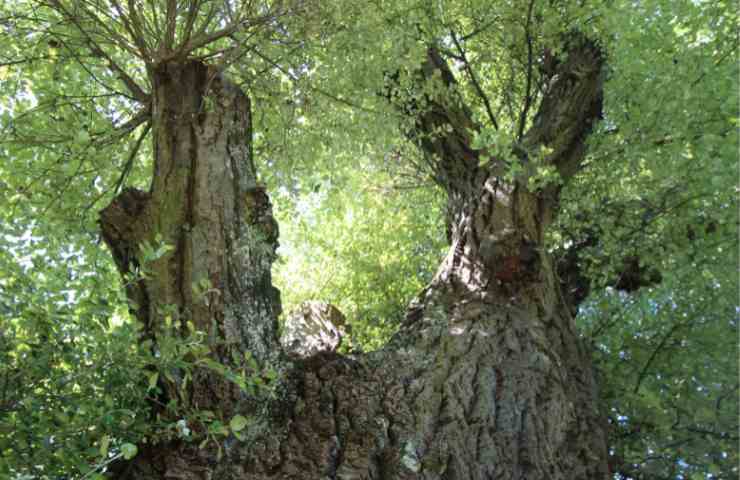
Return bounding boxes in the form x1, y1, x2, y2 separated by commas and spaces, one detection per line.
100, 60, 281, 416
103, 39, 609, 479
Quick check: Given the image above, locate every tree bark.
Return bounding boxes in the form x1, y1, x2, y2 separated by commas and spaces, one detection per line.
100, 60, 281, 416
104, 38, 609, 479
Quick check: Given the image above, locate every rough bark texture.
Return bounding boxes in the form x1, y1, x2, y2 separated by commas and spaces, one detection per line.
104, 38, 609, 480
100, 60, 281, 415
281, 301, 347, 357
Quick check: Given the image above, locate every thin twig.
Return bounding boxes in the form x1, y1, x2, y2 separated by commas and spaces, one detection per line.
633, 321, 684, 394
251, 48, 380, 114
449, 30, 498, 130
517, 0, 536, 141
46, 0, 149, 103
114, 121, 150, 194
460, 16, 501, 42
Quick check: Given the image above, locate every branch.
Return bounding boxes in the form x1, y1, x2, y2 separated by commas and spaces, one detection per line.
114, 121, 151, 194
81, 120, 151, 215
251, 48, 379, 114
178, 0, 203, 51
387, 45, 485, 194
449, 31, 499, 130
633, 321, 685, 395
47, 0, 150, 103
52, 0, 142, 58
556, 188, 719, 315
459, 16, 502, 42
163, 0, 177, 51
162, 8, 282, 62
178, 0, 220, 58
516, 0, 536, 141
521, 34, 604, 182
87, 43, 150, 103
108, 0, 152, 59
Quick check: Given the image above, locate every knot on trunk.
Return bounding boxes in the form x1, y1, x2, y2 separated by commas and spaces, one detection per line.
244, 185, 279, 249
99, 187, 152, 275
281, 301, 346, 358
479, 233, 539, 284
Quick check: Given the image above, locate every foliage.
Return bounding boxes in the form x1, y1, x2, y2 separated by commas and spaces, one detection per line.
273, 156, 446, 350
0, 228, 150, 477
0, 0, 737, 478
586, 278, 738, 478
559, 2, 739, 476
0, 231, 277, 478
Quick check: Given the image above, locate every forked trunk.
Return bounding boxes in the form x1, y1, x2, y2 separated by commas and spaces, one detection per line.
103, 43, 609, 479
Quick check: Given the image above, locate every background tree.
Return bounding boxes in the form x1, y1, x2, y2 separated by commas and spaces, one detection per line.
274, 160, 447, 350
0, 0, 736, 479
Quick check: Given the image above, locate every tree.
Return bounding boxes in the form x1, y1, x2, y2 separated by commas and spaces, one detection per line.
0, 0, 736, 479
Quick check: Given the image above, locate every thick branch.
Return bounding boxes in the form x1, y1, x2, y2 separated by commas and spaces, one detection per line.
390, 46, 483, 195
555, 236, 662, 314
521, 35, 604, 182
516, 0, 537, 141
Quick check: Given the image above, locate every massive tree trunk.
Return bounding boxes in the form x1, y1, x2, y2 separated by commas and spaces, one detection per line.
103, 38, 609, 480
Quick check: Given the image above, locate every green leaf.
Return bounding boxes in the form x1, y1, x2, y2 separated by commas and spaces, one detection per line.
121, 443, 137, 460
208, 421, 229, 436
229, 414, 249, 432
147, 372, 159, 391
99, 435, 110, 457
75, 130, 90, 144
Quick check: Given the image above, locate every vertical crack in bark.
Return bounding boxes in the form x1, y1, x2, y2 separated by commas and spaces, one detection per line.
179, 119, 198, 326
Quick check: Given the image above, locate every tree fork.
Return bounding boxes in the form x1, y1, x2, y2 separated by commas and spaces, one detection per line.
385, 34, 610, 477
103, 46, 611, 478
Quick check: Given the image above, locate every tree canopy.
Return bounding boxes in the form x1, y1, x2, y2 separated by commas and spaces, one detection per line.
0, 0, 737, 478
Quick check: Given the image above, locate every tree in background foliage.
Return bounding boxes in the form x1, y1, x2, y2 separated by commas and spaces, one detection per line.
0, 0, 736, 479
274, 157, 447, 350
